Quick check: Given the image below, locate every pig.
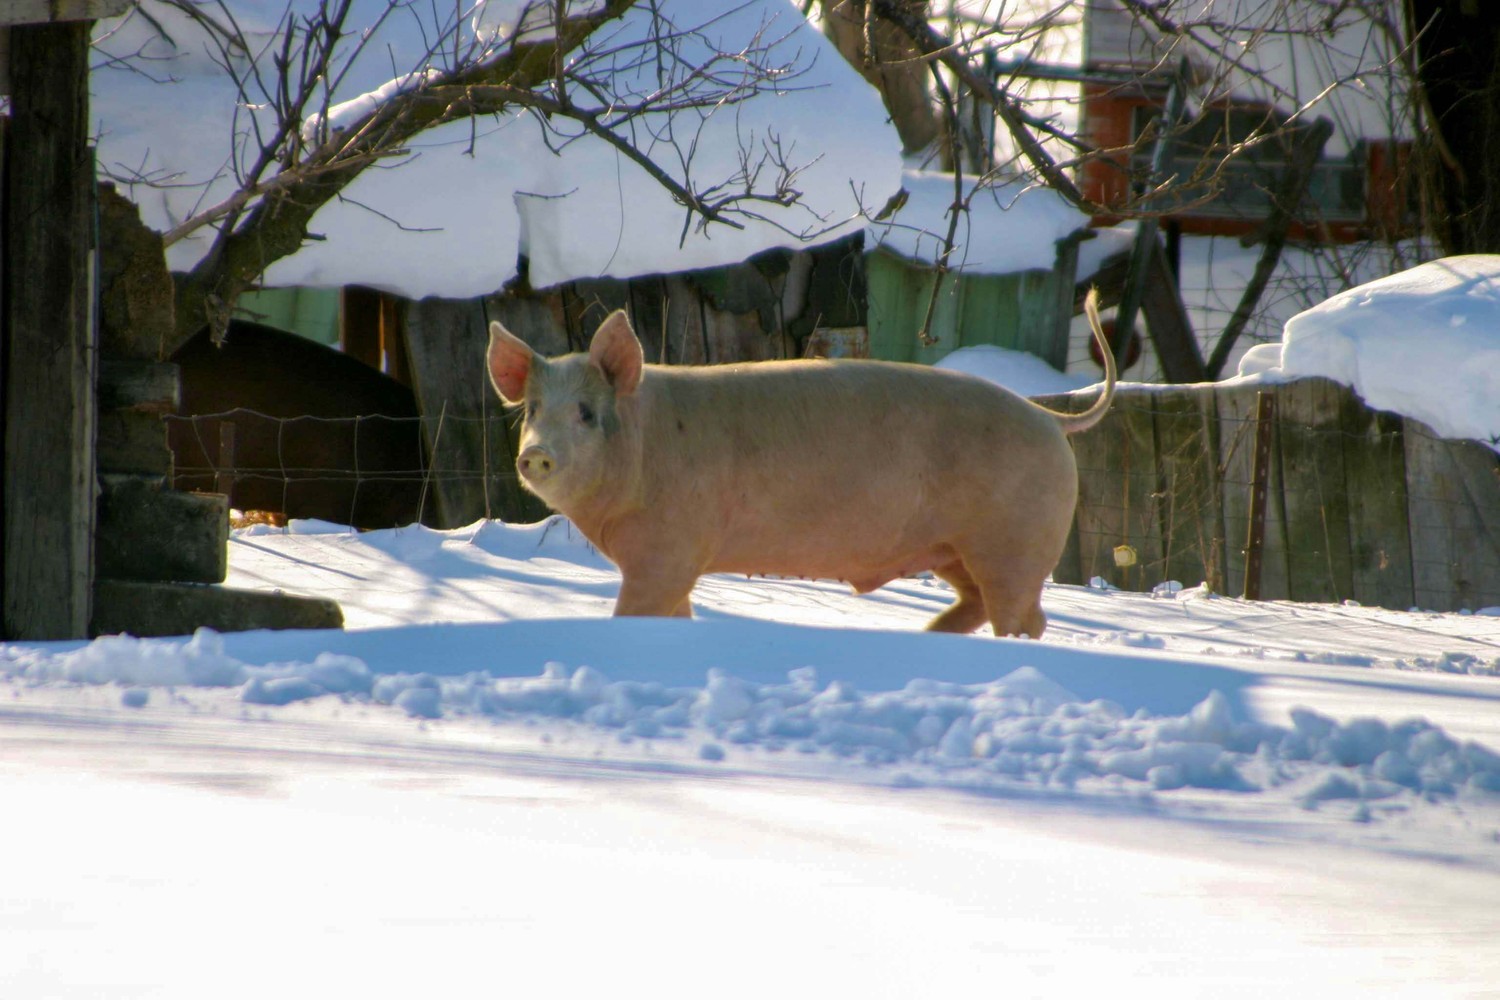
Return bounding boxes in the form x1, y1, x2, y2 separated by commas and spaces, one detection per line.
486, 290, 1117, 637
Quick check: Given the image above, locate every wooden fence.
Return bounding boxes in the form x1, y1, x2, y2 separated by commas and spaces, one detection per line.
174, 360, 1500, 614
1036, 377, 1500, 613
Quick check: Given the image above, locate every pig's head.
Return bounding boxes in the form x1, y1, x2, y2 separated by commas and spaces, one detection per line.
486, 310, 644, 515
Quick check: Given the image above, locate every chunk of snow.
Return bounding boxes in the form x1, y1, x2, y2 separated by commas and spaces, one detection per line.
1266, 256, 1500, 449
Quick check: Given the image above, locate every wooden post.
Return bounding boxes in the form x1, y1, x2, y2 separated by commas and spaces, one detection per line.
1242, 392, 1276, 600
1113, 58, 1188, 369
2, 20, 96, 639
216, 421, 236, 497
1205, 118, 1334, 380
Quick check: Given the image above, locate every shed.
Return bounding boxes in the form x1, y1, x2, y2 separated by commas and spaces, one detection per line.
862, 172, 1092, 368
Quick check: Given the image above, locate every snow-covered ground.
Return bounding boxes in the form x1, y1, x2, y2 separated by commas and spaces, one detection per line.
5, 518, 1500, 998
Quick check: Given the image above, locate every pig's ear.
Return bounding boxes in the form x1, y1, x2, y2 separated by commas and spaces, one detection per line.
487, 320, 534, 405
588, 310, 643, 396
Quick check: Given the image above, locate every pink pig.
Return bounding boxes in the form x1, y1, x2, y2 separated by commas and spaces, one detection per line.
486, 291, 1116, 637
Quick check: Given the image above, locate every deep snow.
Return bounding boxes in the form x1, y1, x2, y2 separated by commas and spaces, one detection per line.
20, 7, 1500, 991
4, 517, 1499, 998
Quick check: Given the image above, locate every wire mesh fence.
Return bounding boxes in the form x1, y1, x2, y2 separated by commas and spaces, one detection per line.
167, 377, 1500, 613
163, 408, 533, 531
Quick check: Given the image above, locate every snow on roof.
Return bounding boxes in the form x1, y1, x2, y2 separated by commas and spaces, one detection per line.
1235, 255, 1500, 451
864, 170, 1091, 276
90, 0, 902, 298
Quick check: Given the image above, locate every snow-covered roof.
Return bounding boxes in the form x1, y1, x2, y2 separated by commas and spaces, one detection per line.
90, 0, 902, 298
864, 170, 1091, 276
1234, 255, 1500, 451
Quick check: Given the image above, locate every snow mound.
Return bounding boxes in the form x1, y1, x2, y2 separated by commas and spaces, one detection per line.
1247, 255, 1500, 449
9, 630, 1499, 809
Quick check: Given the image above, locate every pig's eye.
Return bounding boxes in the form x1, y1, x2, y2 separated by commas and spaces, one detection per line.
578, 402, 597, 426
524, 400, 539, 420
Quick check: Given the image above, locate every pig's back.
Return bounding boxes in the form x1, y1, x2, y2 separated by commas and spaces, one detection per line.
632, 359, 1079, 579
646, 358, 1066, 458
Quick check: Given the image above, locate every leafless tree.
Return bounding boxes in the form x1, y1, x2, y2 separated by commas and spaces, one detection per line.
95, 0, 851, 351
819, 1, 1424, 373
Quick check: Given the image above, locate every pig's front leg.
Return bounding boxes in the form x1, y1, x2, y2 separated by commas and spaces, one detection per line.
613, 567, 699, 619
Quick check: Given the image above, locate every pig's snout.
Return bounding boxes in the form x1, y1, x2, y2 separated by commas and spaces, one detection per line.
517, 445, 556, 483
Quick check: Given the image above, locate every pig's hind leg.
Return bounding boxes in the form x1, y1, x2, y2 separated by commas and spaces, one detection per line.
976, 573, 1048, 639
952, 538, 1050, 639
926, 559, 989, 634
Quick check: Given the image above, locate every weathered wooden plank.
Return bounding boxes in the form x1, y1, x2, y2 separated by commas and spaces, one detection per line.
1139, 240, 1206, 383
485, 291, 571, 357
912, 272, 964, 366
95, 476, 227, 584
97, 359, 180, 412
1404, 422, 1500, 611
341, 286, 385, 371
662, 274, 710, 365
701, 306, 785, 363
627, 275, 671, 365
949, 268, 1017, 354
92, 580, 342, 638
564, 279, 631, 353
98, 410, 173, 476
1342, 402, 1414, 610
865, 249, 958, 364
2, 21, 95, 639
1239, 391, 1276, 600
1066, 385, 1164, 590
404, 297, 548, 527
1014, 269, 1062, 368
1216, 382, 1290, 599
1152, 386, 1224, 590
0, 0, 129, 26
796, 237, 866, 345
1274, 377, 1355, 604
1046, 236, 1082, 373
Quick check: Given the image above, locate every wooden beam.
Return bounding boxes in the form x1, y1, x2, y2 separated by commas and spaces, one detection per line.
2, 21, 95, 639
93, 580, 343, 638
1138, 240, 1206, 383
0, 0, 129, 26
98, 359, 180, 413
1205, 118, 1335, 380
94, 476, 228, 585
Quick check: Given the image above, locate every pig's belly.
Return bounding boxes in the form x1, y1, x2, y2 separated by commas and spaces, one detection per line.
707, 537, 959, 594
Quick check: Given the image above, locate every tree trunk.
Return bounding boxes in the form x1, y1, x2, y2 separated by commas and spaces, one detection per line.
1408, 0, 1500, 254
820, 0, 942, 159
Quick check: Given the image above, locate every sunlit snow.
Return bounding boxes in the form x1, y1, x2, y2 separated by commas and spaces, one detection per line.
5, 515, 1499, 998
